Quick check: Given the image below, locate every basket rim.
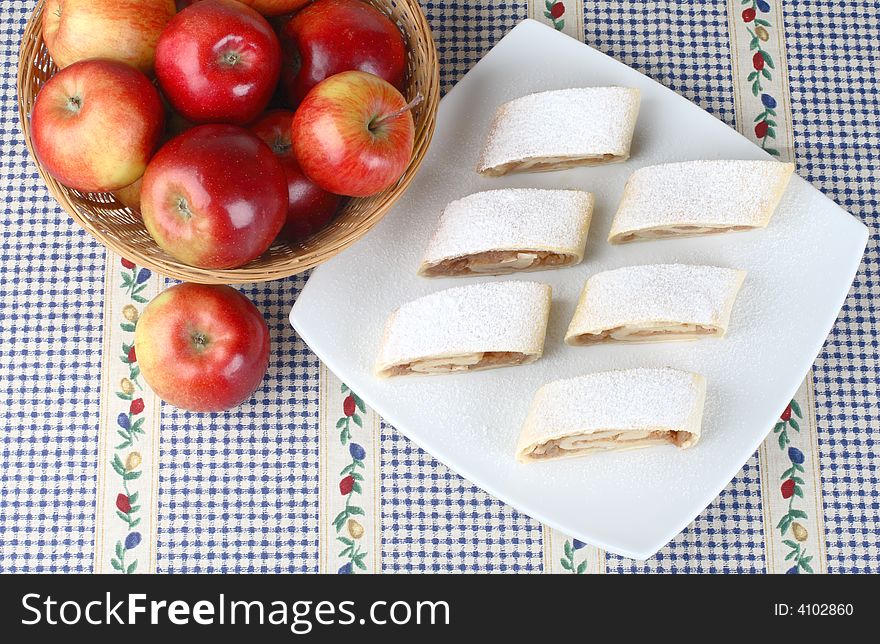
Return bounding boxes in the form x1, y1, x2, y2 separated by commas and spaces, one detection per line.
17, 0, 440, 284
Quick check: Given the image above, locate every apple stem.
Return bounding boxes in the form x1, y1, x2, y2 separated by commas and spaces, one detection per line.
370, 93, 424, 129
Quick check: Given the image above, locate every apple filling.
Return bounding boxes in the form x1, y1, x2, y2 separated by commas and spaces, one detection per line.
568, 322, 720, 345
611, 224, 755, 243
526, 429, 693, 460
382, 351, 535, 376
481, 153, 622, 177
420, 250, 575, 277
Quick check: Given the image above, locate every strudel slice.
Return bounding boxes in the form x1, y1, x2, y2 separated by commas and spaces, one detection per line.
565, 264, 745, 345
418, 189, 594, 277
608, 159, 794, 243
375, 281, 552, 377
515, 369, 706, 463
478, 87, 640, 177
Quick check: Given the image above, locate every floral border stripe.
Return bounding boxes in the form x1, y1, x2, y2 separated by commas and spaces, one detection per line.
727, 0, 827, 574
94, 252, 162, 574
527, 0, 584, 40
529, 0, 606, 573
319, 363, 381, 573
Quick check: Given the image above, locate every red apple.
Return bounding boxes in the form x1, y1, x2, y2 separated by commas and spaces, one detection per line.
155, 0, 281, 125
236, 0, 311, 16
30, 59, 164, 193
292, 71, 415, 197
113, 176, 143, 211
42, 0, 176, 74
134, 283, 270, 412
279, 0, 406, 107
249, 110, 341, 241
140, 124, 287, 268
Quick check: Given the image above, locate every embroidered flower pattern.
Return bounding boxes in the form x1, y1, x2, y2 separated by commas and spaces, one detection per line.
559, 538, 588, 574
334, 383, 368, 573
774, 400, 813, 573
741, 0, 780, 156
109, 256, 152, 574
543, 0, 565, 31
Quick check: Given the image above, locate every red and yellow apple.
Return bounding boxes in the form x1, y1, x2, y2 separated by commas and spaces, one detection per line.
279, 0, 406, 107
140, 124, 287, 268
30, 59, 165, 193
42, 0, 176, 74
292, 70, 415, 197
135, 283, 270, 412
236, 0, 312, 17
249, 110, 341, 241
113, 176, 144, 211
155, 0, 281, 124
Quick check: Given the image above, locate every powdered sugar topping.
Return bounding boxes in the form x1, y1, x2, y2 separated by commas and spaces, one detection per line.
421, 189, 594, 266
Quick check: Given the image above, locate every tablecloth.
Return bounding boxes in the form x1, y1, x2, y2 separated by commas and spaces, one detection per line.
0, 0, 877, 574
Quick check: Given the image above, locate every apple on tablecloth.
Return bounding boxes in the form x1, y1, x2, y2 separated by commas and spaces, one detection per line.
135, 283, 271, 412
140, 124, 288, 269
42, 0, 176, 74
293, 70, 416, 197
279, 0, 407, 107
249, 110, 342, 241
30, 59, 165, 193
155, 0, 281, 125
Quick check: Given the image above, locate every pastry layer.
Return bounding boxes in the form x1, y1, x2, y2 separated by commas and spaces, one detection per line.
565, 264, 746, 345
376, 281, 552, 377
608, 159, 794, 243
419, 189, 594, 278
516, 368, 706, 462
478, 87, 640, 177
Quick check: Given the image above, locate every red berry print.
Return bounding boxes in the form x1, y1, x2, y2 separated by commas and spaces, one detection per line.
755, 121, 769, 138
116, 493, 131, 513
121, 258, 136, 269
781, 479, 795, 499
343, 395, 356, 417
781, 404, 792, 421
753, 52, 765, 70
339, 475, 354, 495
742, 8, 756, 22
130, 398, 145, 415
550, 2, 565, 19
127, 346, 137, 363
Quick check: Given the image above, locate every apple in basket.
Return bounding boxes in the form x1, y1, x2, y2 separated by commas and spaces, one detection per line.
234, 0, 312, 16
140, 124, 287, 269
41, 0, 176, 73
30, 59, 164, 193
278, 0, 406, 107
135, 283, 270, 412
292, 70, 416, 197
249, 110, 341, 241
155, 0, 281, 125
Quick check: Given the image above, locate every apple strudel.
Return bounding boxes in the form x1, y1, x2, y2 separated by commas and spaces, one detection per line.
565, 264, 746, 345
515, 368, 706, 463
477, 87, 640, 177
375, 281, 552, 377
608, 159, 794, 243
418, 189, 594, 277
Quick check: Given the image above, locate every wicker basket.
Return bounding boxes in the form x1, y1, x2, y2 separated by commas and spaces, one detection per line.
17, 0, 439, 284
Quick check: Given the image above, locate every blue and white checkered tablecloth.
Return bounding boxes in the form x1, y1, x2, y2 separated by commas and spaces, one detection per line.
0, 0, 876, 573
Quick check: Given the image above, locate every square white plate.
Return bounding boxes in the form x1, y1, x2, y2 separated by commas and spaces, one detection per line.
290, 19, 867, 559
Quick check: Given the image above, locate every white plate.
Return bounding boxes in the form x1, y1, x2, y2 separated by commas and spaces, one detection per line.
290, 19, 867, 559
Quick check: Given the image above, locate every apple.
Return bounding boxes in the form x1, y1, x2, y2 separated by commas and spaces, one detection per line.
292, 70, 415, 197
155, 0, 281, 125
140, 124, 287, 268
113, 177, 143, 211
42, 0, 176, 74
236, 0, 311, 16
249, 110, 341, 241
30, 59, 164, 193
135, 283, 270, 412
279, 0, 406, 107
